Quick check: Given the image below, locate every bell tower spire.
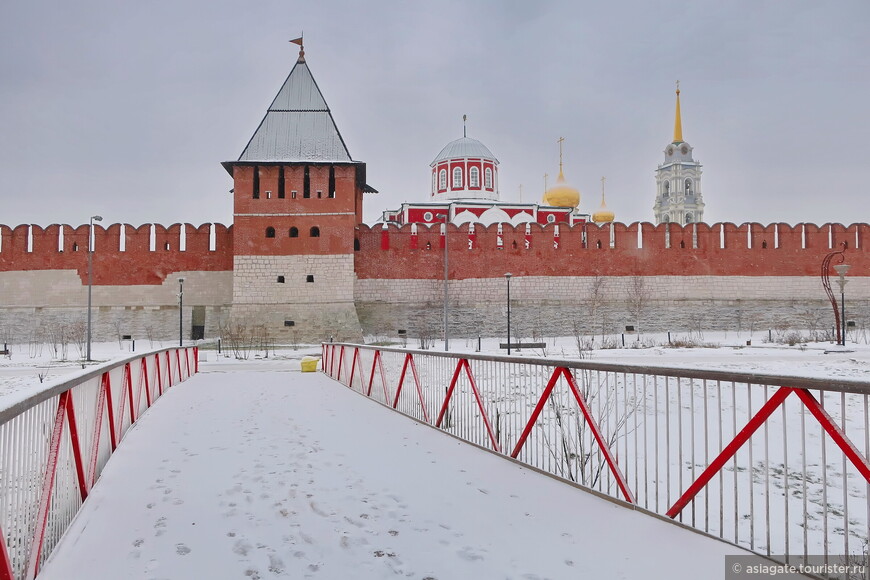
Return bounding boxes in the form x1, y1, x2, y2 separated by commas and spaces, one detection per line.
654, 82, 705, 225
673, 80, 683, 143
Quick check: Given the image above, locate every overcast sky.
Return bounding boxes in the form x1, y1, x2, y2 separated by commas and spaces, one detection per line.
1, 0, 868, 229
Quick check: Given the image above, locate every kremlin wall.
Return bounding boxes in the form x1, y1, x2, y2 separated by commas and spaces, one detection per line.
0, 47, 868, 345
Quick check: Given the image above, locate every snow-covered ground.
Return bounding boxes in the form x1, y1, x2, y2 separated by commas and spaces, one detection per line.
4, 333, 867, 577
38, 366, 774, 580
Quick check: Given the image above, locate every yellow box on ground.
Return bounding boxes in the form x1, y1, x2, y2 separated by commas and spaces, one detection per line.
300, 356, 319, 372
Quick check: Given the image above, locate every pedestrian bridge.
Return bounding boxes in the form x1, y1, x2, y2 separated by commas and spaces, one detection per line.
3, 345, 867, 579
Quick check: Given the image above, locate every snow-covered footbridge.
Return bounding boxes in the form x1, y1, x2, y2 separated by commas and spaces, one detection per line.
3, 344, 868, 579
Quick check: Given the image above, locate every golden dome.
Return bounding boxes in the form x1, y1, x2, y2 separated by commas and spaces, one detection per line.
592, 201, 615, 223
543, 170, 580, 208
592, 176, 614, 223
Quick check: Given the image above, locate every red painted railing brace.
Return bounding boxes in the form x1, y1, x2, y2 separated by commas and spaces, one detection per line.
391, 354, 430, 424
435, 359, 501, 452
511, 366, 635, 503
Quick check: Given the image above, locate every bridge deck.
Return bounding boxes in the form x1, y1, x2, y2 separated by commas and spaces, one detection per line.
39, 362, 762, 579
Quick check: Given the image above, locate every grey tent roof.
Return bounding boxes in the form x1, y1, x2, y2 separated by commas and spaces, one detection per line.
237, 58, 352, 163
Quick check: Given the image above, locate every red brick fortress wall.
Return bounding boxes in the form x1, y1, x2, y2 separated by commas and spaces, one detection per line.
355, 222, 870, 279
0, 223, 233, 285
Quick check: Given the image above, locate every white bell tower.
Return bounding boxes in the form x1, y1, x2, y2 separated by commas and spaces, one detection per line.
654, 82, 705, 225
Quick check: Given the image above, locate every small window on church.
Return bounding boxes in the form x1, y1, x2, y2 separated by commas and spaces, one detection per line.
328, 190, 335, 199
266, 190, 272, 199
439, 169, 447, 190
484, 168, 493, 189
72, 242, 79, 252
317, 190, 322, 199
291, 190, 297, 199
266, 227, 276, 238
289, 227, 299, 238
452, 167, 462, 189
685, 179, 693, 194
310, 226, 320, 238
164, 242, 171, 251
469, 167, 479, 188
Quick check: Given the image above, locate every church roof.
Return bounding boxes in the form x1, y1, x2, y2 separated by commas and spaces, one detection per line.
236, 56, 352, 163
431, 137, 498, 165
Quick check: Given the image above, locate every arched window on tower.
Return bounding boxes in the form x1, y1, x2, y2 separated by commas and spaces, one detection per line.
452, 167, 462, 189
662, 214, 670, 223
663, 181, 670, 197
439, 169, 447, 190
685, 213, 693, 224
484, 167, 493, 189
469, 167, 479, 188
309, 226, 320, 238
685, 179, 693, 194
265, 227, 276, 238
289, 227, 299, 238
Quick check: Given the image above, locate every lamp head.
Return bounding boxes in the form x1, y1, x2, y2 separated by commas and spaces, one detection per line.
833, 264, 851, 278
505, 272, 512, 279
91, 215, 103, 222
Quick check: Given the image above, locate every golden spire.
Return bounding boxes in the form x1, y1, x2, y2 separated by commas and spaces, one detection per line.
673, 80, 683, 143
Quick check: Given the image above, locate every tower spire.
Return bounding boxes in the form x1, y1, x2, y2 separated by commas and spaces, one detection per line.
290, 33, 305, 63
557, 137, 565, 180
673, 80, 683, 143
463, 114, 467, 138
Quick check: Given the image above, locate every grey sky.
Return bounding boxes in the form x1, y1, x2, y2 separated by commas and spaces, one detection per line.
1, 0, 868, 228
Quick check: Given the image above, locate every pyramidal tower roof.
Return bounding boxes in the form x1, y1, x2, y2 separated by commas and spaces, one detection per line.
236, 48, 352, 163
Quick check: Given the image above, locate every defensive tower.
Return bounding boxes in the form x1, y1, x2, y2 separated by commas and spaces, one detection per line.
221, 40, 372, 340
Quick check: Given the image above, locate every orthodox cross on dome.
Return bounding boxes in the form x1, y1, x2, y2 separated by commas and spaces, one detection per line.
601, 175, 606, 197
290, 34, 304, 62
557, 137, 565, 179
463, 114, 467, 138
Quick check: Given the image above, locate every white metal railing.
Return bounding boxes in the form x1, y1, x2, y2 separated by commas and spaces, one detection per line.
0, 346, 199, 580
323, 342, 870, 569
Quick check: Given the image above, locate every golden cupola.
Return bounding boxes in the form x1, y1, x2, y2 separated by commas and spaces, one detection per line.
592, 176, 615, 223
542, 137, 580, 208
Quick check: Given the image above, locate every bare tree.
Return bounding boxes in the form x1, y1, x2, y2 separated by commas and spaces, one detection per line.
626, 276, 650, 338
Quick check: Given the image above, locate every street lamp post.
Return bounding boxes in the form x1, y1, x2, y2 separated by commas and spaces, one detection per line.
436, 213, 449, 351
505, 273, 512, 355
821, 242, 847, 345
86, 215, 103, 362
178, 277, 185, 347
833, 264, 850, 346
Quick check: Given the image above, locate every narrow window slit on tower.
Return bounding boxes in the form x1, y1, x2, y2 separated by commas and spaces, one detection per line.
306, 275, 314, 283
329, 166, 336, 198
303, 166, 310, 198
278, 166, 285, 198
277, 276, 285, 283
253, 166, 260, 199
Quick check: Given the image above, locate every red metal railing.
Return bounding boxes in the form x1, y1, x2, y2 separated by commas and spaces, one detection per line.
323, 342, 870, 565
0, 346, 199, 580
